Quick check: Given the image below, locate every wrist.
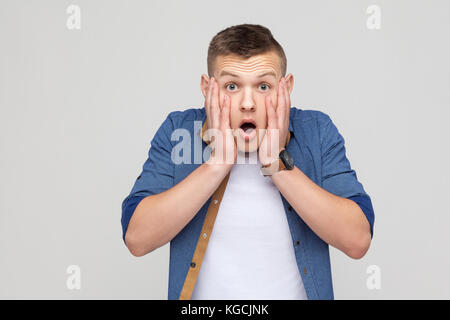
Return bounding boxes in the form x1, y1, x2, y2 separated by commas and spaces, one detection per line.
260, 148, 294, 177
260, 157, 278, 167
259, 148, 285, 166
204, 159, 233, 175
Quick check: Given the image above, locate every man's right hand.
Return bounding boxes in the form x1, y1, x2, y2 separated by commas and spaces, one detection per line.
204, 77, 236, 169
125, 78, 236, 257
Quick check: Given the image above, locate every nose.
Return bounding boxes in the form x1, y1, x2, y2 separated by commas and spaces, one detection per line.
239, 88, 256, 112
239, 104, 256, 112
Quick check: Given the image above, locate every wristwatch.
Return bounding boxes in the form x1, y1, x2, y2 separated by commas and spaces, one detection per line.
261, 149, 295, 176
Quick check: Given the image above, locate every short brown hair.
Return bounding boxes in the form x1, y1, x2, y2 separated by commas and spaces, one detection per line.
207, 24, 287, 77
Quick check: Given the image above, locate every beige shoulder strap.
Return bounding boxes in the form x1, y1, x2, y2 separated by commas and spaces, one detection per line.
179, 172, 231, 300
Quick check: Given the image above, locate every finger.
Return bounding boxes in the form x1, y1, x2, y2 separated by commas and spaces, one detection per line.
283, 78, 291, 109
221, 95, 231, 128
205, 78, 213, 124
276, 78, 286, 127
211, 78, 220, 128
266, 95, 277, 129
283, 78, 291, 127
263, 96, 279, 159
205, 77, 213, 110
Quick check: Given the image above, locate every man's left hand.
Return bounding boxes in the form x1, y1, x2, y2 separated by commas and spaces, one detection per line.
258, 77, 291, 166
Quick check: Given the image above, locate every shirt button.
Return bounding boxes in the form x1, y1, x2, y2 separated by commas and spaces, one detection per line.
202, 232, 207, 239
304, 267, 307, 275
213, 199, 218, 205
296, 241, 300, 246
190, 262, 196, 268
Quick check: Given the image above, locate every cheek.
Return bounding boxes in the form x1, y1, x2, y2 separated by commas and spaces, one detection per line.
218, 91, 224, 106
258, 93, 275, 113
228, 97, 249, 129
259, 92, 278, 108
229, 108, 240, 128
257, 105, 267, 129
259, 112, 267, 129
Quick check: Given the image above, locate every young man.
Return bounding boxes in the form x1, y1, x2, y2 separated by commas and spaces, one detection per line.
121, 24, 374, 300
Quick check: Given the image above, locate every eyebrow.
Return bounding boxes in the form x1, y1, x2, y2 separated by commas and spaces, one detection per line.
219, 70, 277, 79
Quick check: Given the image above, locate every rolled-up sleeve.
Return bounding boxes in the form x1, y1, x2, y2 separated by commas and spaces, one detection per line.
121, 112, 176, 242
319, 113, 375, 238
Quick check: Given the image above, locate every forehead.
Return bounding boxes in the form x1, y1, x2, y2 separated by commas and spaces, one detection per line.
214, 51, 281, 79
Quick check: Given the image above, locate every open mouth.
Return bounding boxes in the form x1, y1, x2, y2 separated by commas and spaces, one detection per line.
240, 122, 256, 133
238, 119, 257, 141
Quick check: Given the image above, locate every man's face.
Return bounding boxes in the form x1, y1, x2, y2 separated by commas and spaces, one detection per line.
201, 51, 293, 153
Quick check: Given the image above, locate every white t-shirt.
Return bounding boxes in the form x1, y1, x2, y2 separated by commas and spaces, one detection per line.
191, 150, 307, 300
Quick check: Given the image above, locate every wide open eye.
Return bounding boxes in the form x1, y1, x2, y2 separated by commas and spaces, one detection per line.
226, 83, 237, 91
225, 82, 271, 92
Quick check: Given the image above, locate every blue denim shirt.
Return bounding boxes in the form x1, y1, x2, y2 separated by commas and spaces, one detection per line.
121, 107, 374, 300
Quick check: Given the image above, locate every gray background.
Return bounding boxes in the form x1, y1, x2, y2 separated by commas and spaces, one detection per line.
1, 0, 449, 299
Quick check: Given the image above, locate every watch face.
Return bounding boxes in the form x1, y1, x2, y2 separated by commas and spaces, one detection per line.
280, 149, 294, 169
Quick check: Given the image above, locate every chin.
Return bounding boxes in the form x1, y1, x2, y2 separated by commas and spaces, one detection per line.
234, 129, 262, 153
236, 142, 259, 153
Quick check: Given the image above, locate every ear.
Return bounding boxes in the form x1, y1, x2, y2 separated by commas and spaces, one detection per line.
200, 74, 210, 98
284, 73, 294, 95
